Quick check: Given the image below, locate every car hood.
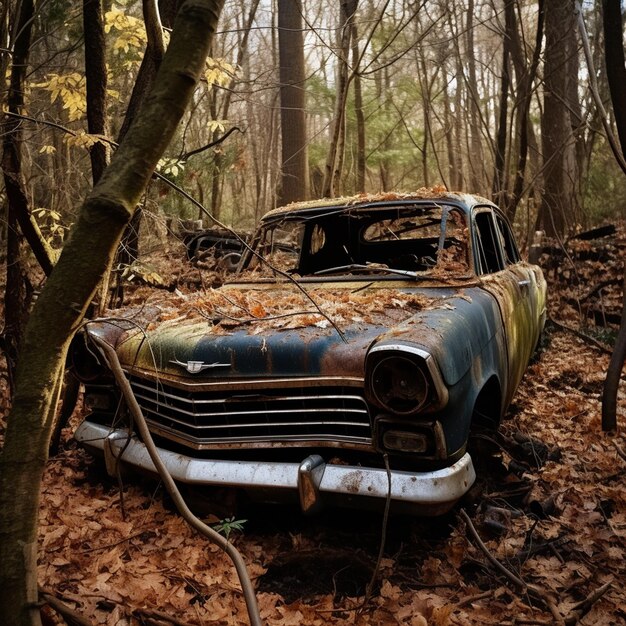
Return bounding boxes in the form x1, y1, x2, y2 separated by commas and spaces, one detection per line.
94, 281, 500, 385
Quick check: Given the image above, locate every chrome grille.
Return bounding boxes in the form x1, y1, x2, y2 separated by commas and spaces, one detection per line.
127, 375, 372, 447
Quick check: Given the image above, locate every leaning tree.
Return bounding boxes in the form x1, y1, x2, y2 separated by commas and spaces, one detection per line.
0, 1, 224, 623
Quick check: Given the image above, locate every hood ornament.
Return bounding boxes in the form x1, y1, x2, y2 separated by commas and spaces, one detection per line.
170, 359, 230, 374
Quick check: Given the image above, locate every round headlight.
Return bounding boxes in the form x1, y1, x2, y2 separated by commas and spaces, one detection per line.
70, 334, 107, 382
371, 355, 429, 414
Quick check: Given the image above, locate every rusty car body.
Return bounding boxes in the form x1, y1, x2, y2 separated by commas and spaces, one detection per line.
74, 191, 546, 514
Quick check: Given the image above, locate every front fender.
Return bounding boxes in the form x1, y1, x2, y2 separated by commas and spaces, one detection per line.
371, 287, 505, 387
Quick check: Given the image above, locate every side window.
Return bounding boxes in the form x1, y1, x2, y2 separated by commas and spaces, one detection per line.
495, 215, 520, 265
474, 211, 504, 274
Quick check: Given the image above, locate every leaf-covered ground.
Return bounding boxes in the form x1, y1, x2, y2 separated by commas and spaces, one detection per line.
25, 324, 624, 626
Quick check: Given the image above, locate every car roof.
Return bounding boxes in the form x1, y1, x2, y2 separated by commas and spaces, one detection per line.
261, 189, 494, 222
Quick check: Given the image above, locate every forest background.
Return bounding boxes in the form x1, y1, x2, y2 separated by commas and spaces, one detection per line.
1, 0, 626, 624
2, 0, 626, 258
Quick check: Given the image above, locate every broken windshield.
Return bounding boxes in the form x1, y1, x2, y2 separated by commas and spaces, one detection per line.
238, 204, 470, 280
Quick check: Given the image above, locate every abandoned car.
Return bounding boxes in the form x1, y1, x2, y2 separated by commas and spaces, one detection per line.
183, 227, 249, 271
73, 191, 546, 514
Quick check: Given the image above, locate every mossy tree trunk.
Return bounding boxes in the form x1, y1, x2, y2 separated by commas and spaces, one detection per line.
0, 2, 224, 624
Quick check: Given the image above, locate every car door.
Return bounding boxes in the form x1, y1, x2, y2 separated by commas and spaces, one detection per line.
473, 207, 542, 406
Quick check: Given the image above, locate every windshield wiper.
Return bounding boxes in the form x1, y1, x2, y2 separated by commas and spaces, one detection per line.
313, 263, 419, 278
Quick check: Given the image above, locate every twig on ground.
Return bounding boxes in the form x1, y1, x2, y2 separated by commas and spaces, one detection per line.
613, 441, 626, 462
547, 319, 613, 355
460, 509, 566, 625
515, 536, 569, 562
132, 607, 198, 626
38, 587, 92, 626
564, 581, 612, 625
79, 529, 153, 554
454, 589, 494, 608
358, 453, 392, 614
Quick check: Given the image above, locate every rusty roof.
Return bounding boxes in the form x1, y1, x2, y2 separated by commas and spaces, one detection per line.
261, 188, 493, 220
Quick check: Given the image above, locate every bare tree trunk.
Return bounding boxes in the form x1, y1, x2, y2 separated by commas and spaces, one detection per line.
418, 53, 431, 188
83, 0, 109, 185
442, 77, 457, 189
111, 0, 177, 307
209, 82, 222, 220
465, 0, 485, 190
440, 37, 463, 190
1, 0, 52, 388
322, 0, 357, 197
538, 0, 576, 237
492, 0, 513, 206
210, 0, 260, 220
601, 0, 626, 431
603, 275, 626, 430
277, 0, 309, 204
117, 0, 167, 142
351, 17, 365, 192
507, 0, 544, 221
447, 5, 466, 189
0, 3, 224, 624
378, 65, 393, 191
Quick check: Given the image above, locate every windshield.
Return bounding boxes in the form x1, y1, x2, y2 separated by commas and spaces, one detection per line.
238, 204, 470, 280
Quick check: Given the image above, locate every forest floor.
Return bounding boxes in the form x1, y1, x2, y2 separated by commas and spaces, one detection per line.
1, 229, 626, 625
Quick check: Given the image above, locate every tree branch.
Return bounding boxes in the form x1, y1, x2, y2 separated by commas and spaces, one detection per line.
179, 125, 243, 160
575, 2, 626, 176
460, 509, 566, 625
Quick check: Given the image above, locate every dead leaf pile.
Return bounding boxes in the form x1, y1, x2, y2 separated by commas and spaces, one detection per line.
28, 324, 625, 625
115, 286, 444, 335
540, 223, 625, 329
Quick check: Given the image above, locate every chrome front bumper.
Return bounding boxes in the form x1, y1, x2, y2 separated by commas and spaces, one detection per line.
75, 421, 476, 515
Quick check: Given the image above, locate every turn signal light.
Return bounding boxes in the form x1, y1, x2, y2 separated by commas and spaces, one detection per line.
382, 430, 428, 453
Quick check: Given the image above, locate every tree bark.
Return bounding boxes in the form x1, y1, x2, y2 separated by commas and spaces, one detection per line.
351, 16, 365, 192
603, 275, 626, 430
209, 0, 260, 218
538, 0, 577, 237
112, 0, 177, 306
322, 0, 357, 198
602, 0, 626, 152
83, 0, 110, 185
492, 0, 513, 206
2, 0, 49, 389
507, 0, 544, 221
0, 3, 224, 624
601, 0, 626, 431
1, 0, 55, 279
465, 0, 485, 190
277, 0, 309, 204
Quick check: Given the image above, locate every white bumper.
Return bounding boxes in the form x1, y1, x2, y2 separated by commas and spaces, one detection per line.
75, 421, 475, 514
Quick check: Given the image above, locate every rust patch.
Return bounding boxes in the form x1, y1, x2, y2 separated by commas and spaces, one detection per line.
341, 470, 365, 494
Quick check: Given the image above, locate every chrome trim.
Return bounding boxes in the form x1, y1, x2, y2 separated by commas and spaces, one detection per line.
131, 379, 367, 410
123, 369, 365, 392
76, 421, 476, 514
298, 455, 325, 513
145, 420, 373, 450
169, 359, 230, 374
126, 375, 372, 446
368, 343, 449, 410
